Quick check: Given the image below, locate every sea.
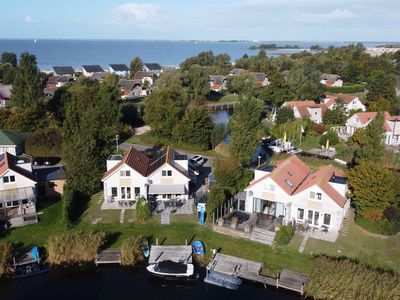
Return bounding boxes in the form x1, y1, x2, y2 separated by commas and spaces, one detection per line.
0, 39, 395, 70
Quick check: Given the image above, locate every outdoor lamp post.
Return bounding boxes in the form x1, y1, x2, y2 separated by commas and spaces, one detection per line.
258, 155, 262, 167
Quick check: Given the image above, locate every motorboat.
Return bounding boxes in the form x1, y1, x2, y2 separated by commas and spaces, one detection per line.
146, 260, 194, 279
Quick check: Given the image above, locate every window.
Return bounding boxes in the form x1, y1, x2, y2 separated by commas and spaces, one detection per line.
3, 175, 16, 183
10, 175, 15, 182
120, 170, 131, 177
162, 170, 172, 177
307, 210, 313, 224
0, 203, 3, 208
316, 193, 322, 200
121, 187, 126, 199
323, 214, 331, 226
126, 187, 131, 199
270, 184, 275, 191
111, 187, 118, 198
309, 191, 315, 199
12, 201, 19, 206
297, 208, 304, 220
135, 187, 140, 198
239, 199, 245, 211
6, 202, 12, 207
284, 179, 293, 188
3, 177, 9, 183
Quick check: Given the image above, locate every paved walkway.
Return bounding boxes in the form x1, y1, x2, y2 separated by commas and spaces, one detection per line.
298, 236, 309, 253
134, 125, 151, 135
119, 209, 125, 224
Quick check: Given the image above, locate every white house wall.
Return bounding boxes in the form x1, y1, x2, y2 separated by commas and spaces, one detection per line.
0, 169, 36, 190
147, 163, 190, 196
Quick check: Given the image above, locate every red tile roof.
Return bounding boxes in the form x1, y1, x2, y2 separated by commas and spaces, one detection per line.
245, 156, 347, 208
0, 152, 36, 182
326, 93, 357, 105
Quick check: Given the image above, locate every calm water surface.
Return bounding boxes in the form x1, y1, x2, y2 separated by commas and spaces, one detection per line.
0, 39, 391, 70
0, 267, 300, 300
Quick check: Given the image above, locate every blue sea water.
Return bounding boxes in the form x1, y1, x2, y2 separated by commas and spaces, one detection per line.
0, 39, 393, 70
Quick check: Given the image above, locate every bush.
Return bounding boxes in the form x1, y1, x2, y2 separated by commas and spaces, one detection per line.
319, 130, 339, 146
135, 197, 151, 222
25, 127, 62, 157
121, 236, 145, 266
48, 231, 106, 266
62, 185, 74, 227
0, 242, 13, 278
325, 84, 365, 93
276, 107, 295, 125
210, 124, 228, 148
274, 224, 294, 245
306, 255, 400, 300
355, 216, 400, 235
206, 185, 226, 217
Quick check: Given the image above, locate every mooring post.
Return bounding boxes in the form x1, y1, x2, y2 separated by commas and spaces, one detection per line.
156, 237, 159, 246
185, 238, 187, 246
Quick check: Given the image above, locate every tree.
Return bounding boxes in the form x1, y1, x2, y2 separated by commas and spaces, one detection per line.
25, 127, 62, 157
347, 128, 366, 147
366, 70, 397, 103
227, 72, 259, 98
213, 159, 253, 194
129, 57, 143, 79
172, 104, 213, 150
135, 197, 151, 222
180, 64, 210, 98
229, 97, 263, 163
368, 97, 392, 112
62, 79, 120, 195
276, 107, 295, 124
348, 162, 399, 220
10, 52, 43, 109
322, 99, 347, 125
210, 124, 227, 148
144, 86, 189, 138
0, 64, 16, 84
319, 130, 339, 146
206, 185, 226, 217
354, 112, 386, 165
1, 52, 17, 67
261, 72, 294, 108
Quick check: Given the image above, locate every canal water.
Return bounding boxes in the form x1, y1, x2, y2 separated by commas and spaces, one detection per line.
0, 267, 300, 300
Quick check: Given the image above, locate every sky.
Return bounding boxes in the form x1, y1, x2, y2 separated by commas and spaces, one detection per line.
1, 0, 399, 41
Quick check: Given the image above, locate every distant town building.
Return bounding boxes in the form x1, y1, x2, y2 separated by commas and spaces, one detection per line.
0, 84, 12, 108
109, 64, 130, 77
320, 74, 343, 87
209, 75, 226, 93
0, 129, 30, 156
252, 72, 269, 87
142, 63, 163, 77
228, 68, 246, 77
52, 66, 75, 78
321, 93, 366, 113
365, 47, 400, 57
82, 65, 105, 77
282, 101, 324, 124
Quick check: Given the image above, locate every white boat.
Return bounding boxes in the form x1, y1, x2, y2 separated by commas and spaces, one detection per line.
147, 261, 194, 279
269, 145, 282, 153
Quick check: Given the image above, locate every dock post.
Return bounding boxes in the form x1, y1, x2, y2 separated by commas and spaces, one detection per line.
276, 277, 279, 289
213, 212, 215, 226
185, 238, 187, 246
156, 238, 159, 246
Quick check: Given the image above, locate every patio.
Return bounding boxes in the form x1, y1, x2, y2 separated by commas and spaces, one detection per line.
295, 223, 339, 242
152, 198, 194, 215
101, 200, 137, 210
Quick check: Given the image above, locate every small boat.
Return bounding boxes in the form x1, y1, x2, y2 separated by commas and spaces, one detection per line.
192, 241, 204, 255
142, 240, 150, 258
13, 247, 49, 279
146, 260, 194, 279
204, 270, 242, 290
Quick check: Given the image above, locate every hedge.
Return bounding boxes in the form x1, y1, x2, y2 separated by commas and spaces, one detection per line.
325, 84, 365, 93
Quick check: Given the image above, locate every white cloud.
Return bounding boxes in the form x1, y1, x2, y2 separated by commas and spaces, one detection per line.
24, 15, 34, 23
112, 3, 165, 24
300, 9, 355, 23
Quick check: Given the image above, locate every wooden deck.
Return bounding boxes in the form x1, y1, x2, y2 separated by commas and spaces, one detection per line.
206, 253, 307, 294
95, 249, 121, 265
148, 245, 193, 265
13, 251, 39, 267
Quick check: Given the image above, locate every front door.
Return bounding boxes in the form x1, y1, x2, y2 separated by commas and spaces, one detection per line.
307, 210, 320, 227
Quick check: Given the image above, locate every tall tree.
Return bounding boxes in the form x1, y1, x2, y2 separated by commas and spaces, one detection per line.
172, 104, 213, 150
10, 52, 43, 109
229, 97, 263, 163
129, 57, 143, 79
348, 162, 399, 220
1, 52, 17, 67
366, 70, 397, 103
276, 107, 295, 124
261, 72, 294, 109
227, 72, 259, 98
180, 64, 210, 98
62, 79, 120, 195
322, 99, 347, 125
354, 112, 386, 165
144, 86, 189, 138
0, 64, 16, 84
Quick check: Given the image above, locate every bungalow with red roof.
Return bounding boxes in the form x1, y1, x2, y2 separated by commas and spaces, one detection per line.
209, 75, 226, 93
320, 74, 343, 87
282, 100, 324, 124
251, 72, 269, 87
0, 152, 38, 228
345, 111, 400, 145
243, 156, 349, 242
101, 147, 191, 209
321, 93, 366, 113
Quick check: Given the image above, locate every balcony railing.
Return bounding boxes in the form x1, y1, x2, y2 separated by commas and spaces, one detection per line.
0, 187, 36, 204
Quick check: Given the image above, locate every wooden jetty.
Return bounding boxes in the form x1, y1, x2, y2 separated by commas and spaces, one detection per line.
207, 101, 238, 112
95, 249, 121, 266
148, 245, 192, 265
301, 148, 335, 159
206, 253, 307, 295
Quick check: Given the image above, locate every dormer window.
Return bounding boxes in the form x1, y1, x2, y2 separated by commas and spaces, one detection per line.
162, 170, 172, 177
309, 191, 322, 200
284, 179, 293, 188
120, 170, 131, 177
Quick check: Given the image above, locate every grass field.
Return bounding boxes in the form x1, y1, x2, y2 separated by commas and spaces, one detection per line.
206, 92, 240, 104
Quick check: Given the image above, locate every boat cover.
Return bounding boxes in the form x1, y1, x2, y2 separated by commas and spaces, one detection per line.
155, 261, 187, 274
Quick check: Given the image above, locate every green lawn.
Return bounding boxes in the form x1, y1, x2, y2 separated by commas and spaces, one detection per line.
124, 132, 228, 159
303, 220, 400, 272
206, 92, 240, 104
294, 134, 320, 150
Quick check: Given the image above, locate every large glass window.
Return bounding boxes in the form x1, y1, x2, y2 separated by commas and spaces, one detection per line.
297, 208, 304, 220
134, 187, 140, 198
324, 214, 331, 226
126, 187, 131, 199
239, 200, 245, 211
121, 187, 126, 199
314, 211, 320, 226
307, 210, 313, 224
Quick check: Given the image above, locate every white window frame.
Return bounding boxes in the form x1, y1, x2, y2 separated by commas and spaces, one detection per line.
120, 170, 131, 177
323, 213, 331, 226
297, 208, 304, 221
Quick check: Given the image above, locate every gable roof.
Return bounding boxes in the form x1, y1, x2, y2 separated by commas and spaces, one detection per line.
252, 72, 267, 82
118, 79, 136, 90
326, 93, 358, 105
293, 165, 347, 208
102, 146, 189, 181
246, 156, 311, 194
321, 73, 341, 82
82, 65, 104, 73
144, 63, 162, 70
229, 68, 246, 75
134, 71, 154, 80
110, 64, 129, 72
246, 156, 348, 208
209, 75, 225, 85
47, 76, 70, 85
53, 66, 75, 75
283, 101, 322, 118
0, 152, 36, 182
0, 130, 30, 146
0, 84, 12, 99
